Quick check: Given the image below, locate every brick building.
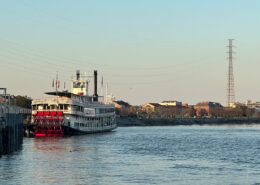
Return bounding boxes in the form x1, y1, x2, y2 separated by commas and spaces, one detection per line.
193, 101, 223, 117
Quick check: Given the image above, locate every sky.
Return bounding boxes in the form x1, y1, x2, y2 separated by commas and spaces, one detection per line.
0, 0, 260, 105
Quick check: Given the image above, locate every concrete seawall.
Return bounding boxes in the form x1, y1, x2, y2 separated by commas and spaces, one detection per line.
117, 116, 260, 127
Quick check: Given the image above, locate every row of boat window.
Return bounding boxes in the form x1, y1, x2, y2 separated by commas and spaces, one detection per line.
32, 104, 115, 114
74, 119, 114, 127
71, 94, 92, 103
73, 81, 88, 88
32, 104, 70, 110
99, 108, 115, 113
32, 104, 83, 111
75, 116, 114, 121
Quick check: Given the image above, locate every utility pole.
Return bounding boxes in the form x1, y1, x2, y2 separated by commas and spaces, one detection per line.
227, 39, 235, 106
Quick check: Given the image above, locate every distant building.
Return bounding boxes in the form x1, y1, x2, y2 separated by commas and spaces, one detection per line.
244, 100, 260, 109
229, 100, 260, 109
142, 103, 162, 112
106, 94, 116, 103
193, 101, 223, 117
142, 102, 183, 118
111, 100, 130, 109
229, 102, 243, 108
159, 101, 182, 106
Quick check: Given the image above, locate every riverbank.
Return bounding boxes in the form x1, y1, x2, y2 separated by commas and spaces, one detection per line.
117, 116, 260, 126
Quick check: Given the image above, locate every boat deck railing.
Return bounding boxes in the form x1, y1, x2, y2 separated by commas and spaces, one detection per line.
32, 97, 72, 104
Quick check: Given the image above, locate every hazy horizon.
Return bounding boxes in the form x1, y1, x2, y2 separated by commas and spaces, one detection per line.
1, 0, 260, 106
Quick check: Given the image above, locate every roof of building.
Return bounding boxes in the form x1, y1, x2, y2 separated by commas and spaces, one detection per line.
161, 100, 181, 103
113, 100, 130, 107
195, 101, 222, 107
143, 103, 182, 108
143, 103, 161, 107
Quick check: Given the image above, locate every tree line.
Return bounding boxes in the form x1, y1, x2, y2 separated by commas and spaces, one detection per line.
117, 105, 258, 119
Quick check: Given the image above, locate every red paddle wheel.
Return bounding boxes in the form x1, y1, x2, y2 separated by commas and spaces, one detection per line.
34, 111, 64, 136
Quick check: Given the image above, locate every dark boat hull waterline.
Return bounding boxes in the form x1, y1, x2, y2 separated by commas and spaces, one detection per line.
62, 125, 117, 136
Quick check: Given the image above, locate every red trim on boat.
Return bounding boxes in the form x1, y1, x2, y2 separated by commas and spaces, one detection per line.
33, 111, 64, 137
35, 134, 46, 137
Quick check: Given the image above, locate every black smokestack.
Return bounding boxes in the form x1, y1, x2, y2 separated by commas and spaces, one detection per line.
76, 70, 80, 80
94, 70, 98, 101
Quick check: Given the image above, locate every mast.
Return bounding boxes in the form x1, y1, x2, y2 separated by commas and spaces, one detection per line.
56, 71, 59, 104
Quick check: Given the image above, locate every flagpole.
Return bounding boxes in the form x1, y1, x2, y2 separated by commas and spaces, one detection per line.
56, 71, 58, 105
56, 72, 58, 94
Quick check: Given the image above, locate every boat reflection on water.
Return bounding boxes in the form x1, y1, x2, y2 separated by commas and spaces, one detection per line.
30, 136, 99, 184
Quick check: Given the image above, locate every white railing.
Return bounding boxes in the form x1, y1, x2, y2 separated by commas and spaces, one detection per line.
1, 105, 31, 114
32, 97, 73, 105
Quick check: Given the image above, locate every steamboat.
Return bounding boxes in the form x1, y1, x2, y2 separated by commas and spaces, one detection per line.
31, 70, 117, 136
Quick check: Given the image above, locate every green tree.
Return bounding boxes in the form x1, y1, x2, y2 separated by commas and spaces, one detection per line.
11, 95, 32, 109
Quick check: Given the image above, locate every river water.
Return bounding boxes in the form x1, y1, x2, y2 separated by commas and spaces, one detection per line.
1, 125, 260, 185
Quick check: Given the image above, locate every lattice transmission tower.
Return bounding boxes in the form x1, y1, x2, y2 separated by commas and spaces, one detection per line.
227, 39, 235, 106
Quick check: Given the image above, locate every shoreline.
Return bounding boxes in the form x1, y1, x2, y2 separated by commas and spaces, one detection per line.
117, 116, 260, 127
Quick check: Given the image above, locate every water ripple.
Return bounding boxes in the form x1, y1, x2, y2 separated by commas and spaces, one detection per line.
1, 125, 260, 184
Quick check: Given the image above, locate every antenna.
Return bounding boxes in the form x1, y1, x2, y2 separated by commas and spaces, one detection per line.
227, 39, 235, 106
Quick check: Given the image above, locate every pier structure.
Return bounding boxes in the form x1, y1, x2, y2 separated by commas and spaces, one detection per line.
0, 88, 29, 155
